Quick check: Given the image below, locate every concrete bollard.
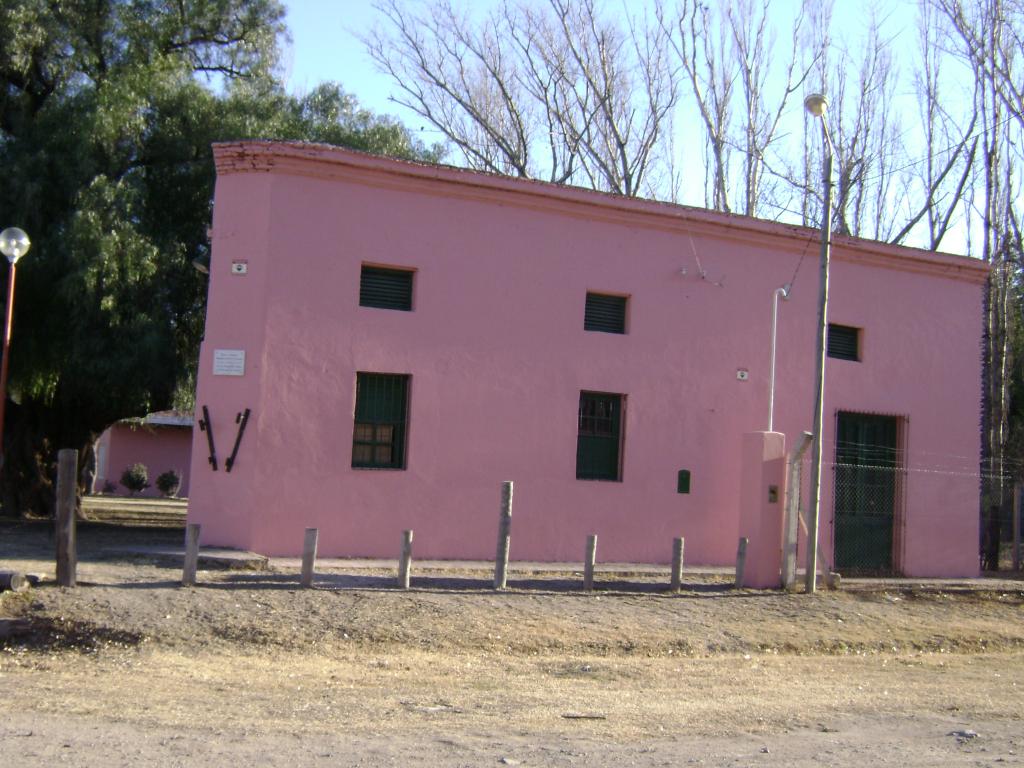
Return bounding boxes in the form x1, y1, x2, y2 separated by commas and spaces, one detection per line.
735, 537, 748, 588
398, 529, 414, 589
301, 528, 319, 588
583, 534, 597, 591
670, 537, 684, 592
494, 481, 513, 589
182, 523, 201, 586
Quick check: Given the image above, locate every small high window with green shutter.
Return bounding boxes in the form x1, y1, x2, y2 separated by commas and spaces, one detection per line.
360, 265, 414, 311
576, 391, 624, 481
828, 324, 861, 361
352, 373, 410, 469
584, 293, 627, 334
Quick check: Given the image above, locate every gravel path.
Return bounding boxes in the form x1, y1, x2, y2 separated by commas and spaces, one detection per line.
2, 522, 1022, 766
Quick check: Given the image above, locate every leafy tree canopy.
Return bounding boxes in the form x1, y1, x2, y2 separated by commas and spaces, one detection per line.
0, 0, 441, 514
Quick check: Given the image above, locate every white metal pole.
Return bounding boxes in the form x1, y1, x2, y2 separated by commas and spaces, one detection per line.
768, 285, 790, 432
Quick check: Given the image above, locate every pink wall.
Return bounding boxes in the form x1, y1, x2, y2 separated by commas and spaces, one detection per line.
97, 424, 192, 498
188, 142, 987, 576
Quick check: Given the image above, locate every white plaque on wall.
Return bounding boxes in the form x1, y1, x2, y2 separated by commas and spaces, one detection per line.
213, 349, 246, 376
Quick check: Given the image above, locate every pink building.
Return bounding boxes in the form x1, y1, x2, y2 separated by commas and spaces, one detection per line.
95, 411, 193, 497
187, 141, 988, 578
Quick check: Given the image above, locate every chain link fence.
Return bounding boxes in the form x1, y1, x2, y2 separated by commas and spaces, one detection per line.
980, 463, 1021, 571
831, 458, 902, 575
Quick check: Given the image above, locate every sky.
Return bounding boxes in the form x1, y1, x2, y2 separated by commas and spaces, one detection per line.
278, 0, 923, 122
281, 1, 421, 121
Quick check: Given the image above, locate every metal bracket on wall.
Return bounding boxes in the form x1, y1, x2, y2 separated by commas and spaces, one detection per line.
225, 408, 251, 473
198, 404, 217, 471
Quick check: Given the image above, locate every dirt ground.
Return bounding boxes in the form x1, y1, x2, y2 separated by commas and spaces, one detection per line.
1, 521, 1023, 767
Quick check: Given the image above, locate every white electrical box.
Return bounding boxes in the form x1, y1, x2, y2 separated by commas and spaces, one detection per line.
231, 260, 248, 275
736, 369, 749, 381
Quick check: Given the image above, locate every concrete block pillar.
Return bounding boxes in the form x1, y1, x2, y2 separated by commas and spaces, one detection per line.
738, 431, 786, 588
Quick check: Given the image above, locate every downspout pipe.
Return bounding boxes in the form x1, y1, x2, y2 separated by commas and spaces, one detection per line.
768, 284, 791, 433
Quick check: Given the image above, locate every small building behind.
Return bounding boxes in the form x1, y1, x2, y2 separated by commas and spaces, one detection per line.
94, 411, 193, 498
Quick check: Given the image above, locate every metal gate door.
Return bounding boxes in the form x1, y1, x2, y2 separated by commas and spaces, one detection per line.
833, 412, 900, 574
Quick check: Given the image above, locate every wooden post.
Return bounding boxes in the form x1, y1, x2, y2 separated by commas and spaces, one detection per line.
583, 534, 597, 591
398, 529, 414, 589
55, 448, 78, 588
781, 457, 800, 590
670, 537, 684, 592
300, 527, 319, 588
782, 431, 813, 590
494, 480, 513, 589
1014, 482, 1022, 572
735, 537, 748, 589
181, 523, 201, 586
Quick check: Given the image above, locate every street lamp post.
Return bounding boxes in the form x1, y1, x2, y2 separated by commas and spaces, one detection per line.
0, 227, 31, 469
803, 93, 833, 594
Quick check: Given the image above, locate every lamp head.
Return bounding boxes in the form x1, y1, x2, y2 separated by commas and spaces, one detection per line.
0, 227, 30, 264
803, 93, 828, 118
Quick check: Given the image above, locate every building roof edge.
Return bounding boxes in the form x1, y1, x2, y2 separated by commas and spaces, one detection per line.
212, 141, 991, 285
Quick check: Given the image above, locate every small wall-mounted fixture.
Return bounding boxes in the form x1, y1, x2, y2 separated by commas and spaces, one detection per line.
677, 469, 691, 494
678, 256, 725, 288
231, 260, 248, 275
736, 369, 749, 381
768, 485, 779, 504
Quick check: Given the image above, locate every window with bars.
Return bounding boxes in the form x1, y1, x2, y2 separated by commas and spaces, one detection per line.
359, 265, 414, 311
352, 373, 409, 469
828, 324, 861, 361
576, 391, 624, 481
584, 293, 627, 334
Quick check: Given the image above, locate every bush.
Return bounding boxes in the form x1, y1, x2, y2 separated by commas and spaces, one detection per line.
120, 463, 149, 496
155, 470, 181, 498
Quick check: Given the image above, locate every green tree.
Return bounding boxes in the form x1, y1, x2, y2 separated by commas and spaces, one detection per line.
0, 0, 440, 515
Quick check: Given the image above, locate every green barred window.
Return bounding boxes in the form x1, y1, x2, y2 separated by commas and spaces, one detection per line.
576, 391, 624, 481
352, 373, 410, 469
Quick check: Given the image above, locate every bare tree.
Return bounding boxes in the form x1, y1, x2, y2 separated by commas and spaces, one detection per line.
542, 0, 678, 194
364, 0, 536, 178
934, 0, 1024, 528
655, 0, 733, 211
726, 0, 816, 217
363, 0, 1020, 271
365, 0, 677, 195
505, 3, 584, 184
655, 0, 822, 218
822, 14, 905, 239
937, 0, 1024, 120
892, 1, 977, 250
